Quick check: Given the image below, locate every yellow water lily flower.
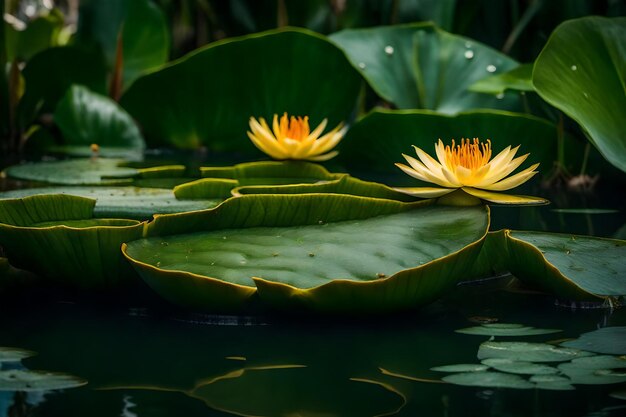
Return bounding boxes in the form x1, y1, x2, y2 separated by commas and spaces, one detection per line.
248, 113, 346, 161
395, 138, 547, 205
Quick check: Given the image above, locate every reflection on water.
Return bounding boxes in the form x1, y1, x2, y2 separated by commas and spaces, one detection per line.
0, 279, 625, 417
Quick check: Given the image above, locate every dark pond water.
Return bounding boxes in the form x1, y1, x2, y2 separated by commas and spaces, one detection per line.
1, 157, 625, 417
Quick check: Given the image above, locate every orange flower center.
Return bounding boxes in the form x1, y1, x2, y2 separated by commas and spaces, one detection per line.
279, 113, 310, 141
444, 138, 492, 170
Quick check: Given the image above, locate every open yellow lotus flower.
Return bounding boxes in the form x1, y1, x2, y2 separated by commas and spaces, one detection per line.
395, 138, 548, 205
248, 113, 346, 161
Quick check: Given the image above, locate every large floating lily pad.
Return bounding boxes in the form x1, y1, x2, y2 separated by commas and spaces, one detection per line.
0, 347, 36, 363
338, 109, 579, 177
200, 161, 338, 185
533, 17, 626, 173
121, 28, 361, 150
191, 365, 405, 417
4, 158, 138, 185
506, 231, 626, 299
456, 323, 561, 337
0, 187, 222, 220
330, 23, 519, 112
477, 341, 593, 363
233, 175, 416, 202
123, 194, 488, 313
0, 194, 144, 289
0, 369, 86, 391
557, 362, 626, 385
442, 371, 534, 389
561, 327, 626, 355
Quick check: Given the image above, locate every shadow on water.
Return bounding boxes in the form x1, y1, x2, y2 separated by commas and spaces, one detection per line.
1, 277, 625, 417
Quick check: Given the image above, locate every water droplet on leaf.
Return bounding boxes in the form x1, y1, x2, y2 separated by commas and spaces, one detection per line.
464, 50, 474, 59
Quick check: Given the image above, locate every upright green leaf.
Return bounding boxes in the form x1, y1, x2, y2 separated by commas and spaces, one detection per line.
77, 0, 170, 89
330, 23, 519, 112
121, 28, 361, 150
533, 17, 626, 173
54, 85, 145, 150
19, 46, 107, 126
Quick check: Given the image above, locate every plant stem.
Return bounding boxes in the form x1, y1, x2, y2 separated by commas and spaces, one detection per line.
502, 0, 543, 54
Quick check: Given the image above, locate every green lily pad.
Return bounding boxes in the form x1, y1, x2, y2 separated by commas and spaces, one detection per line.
123, 194, 488, 313
0, 194, 144, 289
469, 64, 534, 95
0, 347, 36, 363
200, 161, 338, 185
529, 375, 571, 383
0, 369, 86, 391
557, 362, 626, 385
53, 85, 145, 151
330, 23, 519, 112
456, 323, 561, 337
190, 365, 405, 417
477, 341, 593, 363
0, 187, 222, 220
4, 158, 138, 185
430, 364, 489, 373
561, 327, 626, 355
233, 175, 417, 201
568, 355, 626, 370
481, 359, 559, 375
506, 231, 626, 299
533, 17, 626, 173
121, 28, 360, 150
338, 109, 581, 177
442, 371, 534, 389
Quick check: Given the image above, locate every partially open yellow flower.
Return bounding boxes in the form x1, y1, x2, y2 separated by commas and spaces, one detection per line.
395, 138, 547, 205
248, 113, 346, 161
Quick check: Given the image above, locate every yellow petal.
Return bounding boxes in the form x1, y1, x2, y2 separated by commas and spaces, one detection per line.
462, 187, 549, 205
435, 139, 447, 166
481, 163, 539, 191
476, 153, 529, 187
306, 150, 338, 161
394, 187, 456, 198
413, 145, 444, 174
247, 132, 288, 159
307, 118, 328, 141
310, 124, 346, 154
402, 154, 454, 187
440, 166, 463, 187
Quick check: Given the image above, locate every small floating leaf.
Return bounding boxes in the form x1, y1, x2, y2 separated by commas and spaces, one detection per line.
0, 370, 86, 391
558, 362, 626, 385
430, 364, 489, 373
481, 359, 559, 375
477, 341, 593, 363
0, 347, 36, 363
456, 323, 561, 336
561, 327, 626, 355
442, 371, 534, 389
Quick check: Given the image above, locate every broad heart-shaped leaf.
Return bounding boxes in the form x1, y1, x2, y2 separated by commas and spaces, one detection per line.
190, 365, 405, 417
233, 175, 417, 202
0, 187, 222, 220
469, 64, 534, 95
0, 369, 87, 391
329, 23, 519, 113
120, 28, 361, 150
561, 327, 626, 356
533, 17, 626, 173
0, 194, 144, 290
54, 85, 145, 150
18, 46, 107, 127
76, 0, 169, 90
123, 194, 489, 313
505, 231, 626, 299
338, 109, 579, 178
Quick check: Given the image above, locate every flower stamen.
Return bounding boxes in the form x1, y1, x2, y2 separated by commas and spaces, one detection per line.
444, 138, 492, 172
279, 113, 310, 142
